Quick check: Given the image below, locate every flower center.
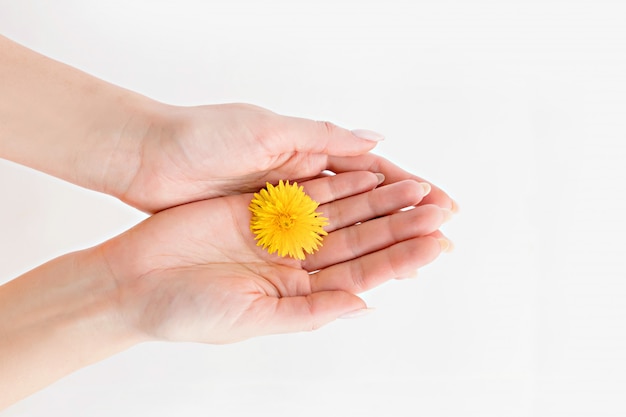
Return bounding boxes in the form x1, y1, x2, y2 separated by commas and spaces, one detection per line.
277, 213, 295, 230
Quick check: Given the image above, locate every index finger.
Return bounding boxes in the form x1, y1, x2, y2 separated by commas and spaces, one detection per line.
327, 153, 458, 212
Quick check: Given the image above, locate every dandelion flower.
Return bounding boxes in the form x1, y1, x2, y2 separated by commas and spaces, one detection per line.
249, 180, 329, 260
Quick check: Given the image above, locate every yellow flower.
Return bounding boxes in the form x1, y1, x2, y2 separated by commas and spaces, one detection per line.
249, 180, 329, 260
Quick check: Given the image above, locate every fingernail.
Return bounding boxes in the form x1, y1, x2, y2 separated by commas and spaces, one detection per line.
375, 173, 385, 185
437, 238, 454, 253
351, 129, 385, 142
441, 208, 453, 223
419, 182, 432, 196
450, 199, 460, 214
396, 270, 418, 280
338, 307, 376, 319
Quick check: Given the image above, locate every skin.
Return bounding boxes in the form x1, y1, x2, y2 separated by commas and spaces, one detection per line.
0, 172, 449, 408
0, 35, 456, 408
0, 35, 455, 213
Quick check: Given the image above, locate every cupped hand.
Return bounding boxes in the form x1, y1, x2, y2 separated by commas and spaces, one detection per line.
101, 171, 450, 344
117, 103, 455, 213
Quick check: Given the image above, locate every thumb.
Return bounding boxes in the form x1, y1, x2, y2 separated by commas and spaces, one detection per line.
279, 115, 385, 156
260, 291, 369, 335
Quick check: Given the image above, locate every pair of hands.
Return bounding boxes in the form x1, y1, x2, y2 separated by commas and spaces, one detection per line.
0, 36, 455, 407
99, 103, 454, 344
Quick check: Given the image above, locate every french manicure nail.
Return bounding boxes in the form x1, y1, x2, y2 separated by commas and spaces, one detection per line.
397, 270, 418, 280
419, 182, 432, 196
437, 238, 454, 253
450, 199, 460, 214
351, 129, 385, 142
441, 208, 453, 223
375, 173, 385, 185
338, 307, 376, 319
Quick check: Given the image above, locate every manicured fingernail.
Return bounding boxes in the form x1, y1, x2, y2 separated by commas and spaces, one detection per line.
419, 182, 432, 196
441, 208, 453, 223
351, 129, 385, 142
450, 199, 460, 213
375, 173, 385, 185
438, 238, 454, 253
338, 307, 376, 319
397, 270, 418, 280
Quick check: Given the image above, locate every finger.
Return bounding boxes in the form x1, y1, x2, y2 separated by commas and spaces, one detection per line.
327, 154, 457, 212
279, 115, 383, 156
319, 180, 431, 232
392, 229, 454, 280
426, 229, 454, 252
304, 205, 449, 271
300, 171, 381, 205
311, 236, 446, 294
252, 291, 367, 335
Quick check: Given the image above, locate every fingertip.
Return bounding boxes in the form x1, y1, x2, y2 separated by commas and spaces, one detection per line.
337, 307, 376, 319
437, 237, 454, 253
420, 186, 454, 210
351, 129, 385, 142
441, 208, 453, 223
396, 270, 418, 280
451, 199, 461, 214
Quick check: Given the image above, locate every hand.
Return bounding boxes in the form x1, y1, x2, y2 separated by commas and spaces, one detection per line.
0, 171, 451, 406
103, 171, 450, 343
117, 103, 456, 213
1, 37, 456, 214
117, 103, 381, 212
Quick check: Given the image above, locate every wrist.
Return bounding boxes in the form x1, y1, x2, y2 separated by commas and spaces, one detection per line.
0, 247, 143, 407
0, 36, 168, 207
68, 246, 148, 349
83, 91, 167, 204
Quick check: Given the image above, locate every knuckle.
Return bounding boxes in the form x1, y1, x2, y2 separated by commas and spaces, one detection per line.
318, 120, 338, 137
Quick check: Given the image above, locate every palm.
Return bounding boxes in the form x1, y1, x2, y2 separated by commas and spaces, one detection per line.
107, 172, 447, 344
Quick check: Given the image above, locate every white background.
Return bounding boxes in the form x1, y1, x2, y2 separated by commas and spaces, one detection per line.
1, 1, 626, 416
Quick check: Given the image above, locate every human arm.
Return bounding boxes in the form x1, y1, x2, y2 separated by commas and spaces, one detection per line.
0, 248, 142, 409
0, 35, 377, 211
0, 35, 455, 213
0, 171, 450, 408
0, 34, 151, 196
